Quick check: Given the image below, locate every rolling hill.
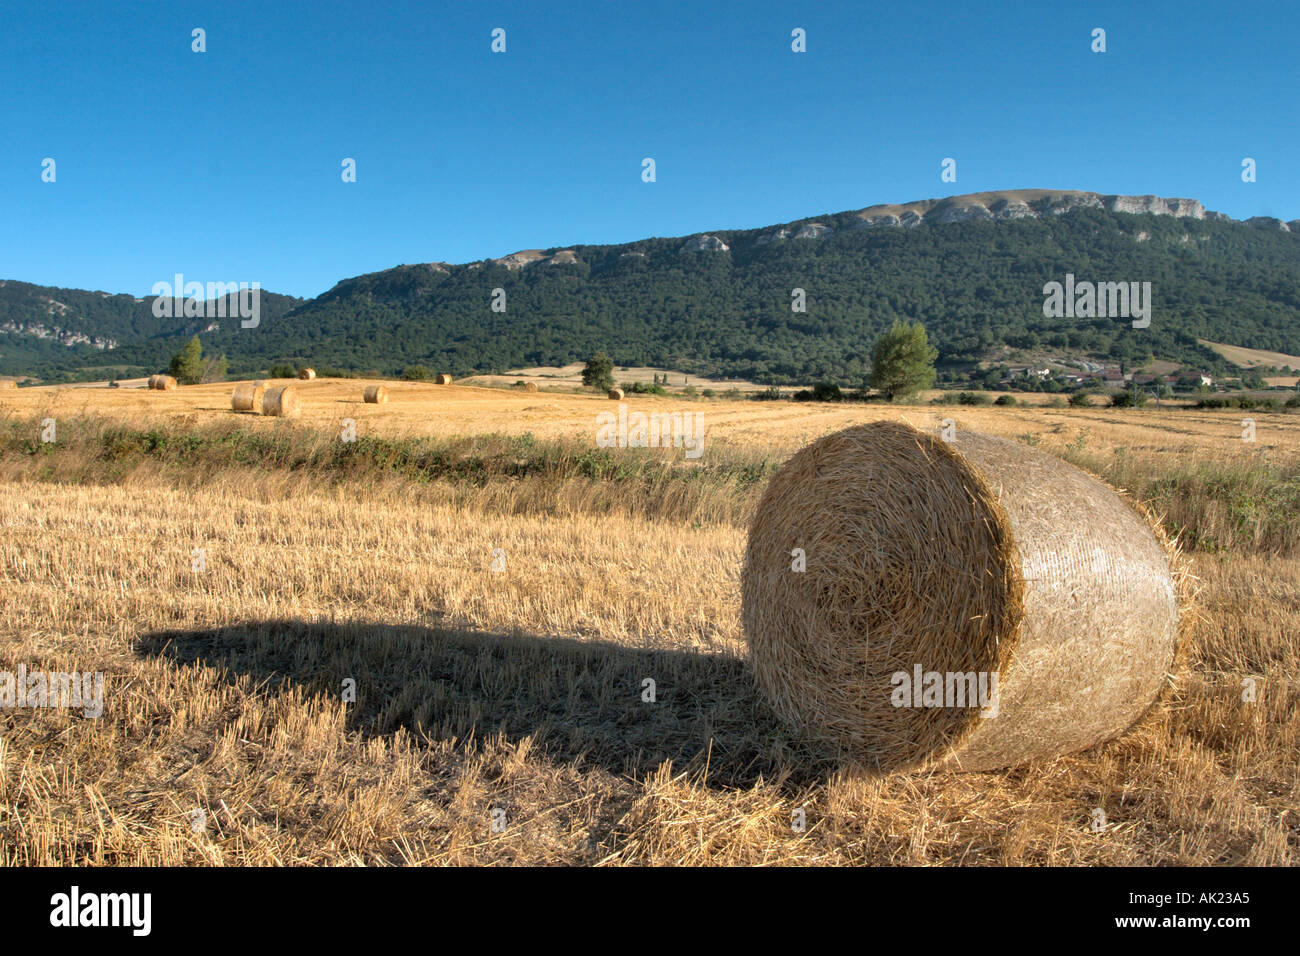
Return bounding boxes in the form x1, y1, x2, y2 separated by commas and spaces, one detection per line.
5, 189, 1299, 384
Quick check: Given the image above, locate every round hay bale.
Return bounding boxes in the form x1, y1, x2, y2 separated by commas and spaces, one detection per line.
435, 373, 453, 385
298, 368, 316, 381
742, 421, 1178, 773
263, 385, 301, 418
524, 382, 538, 393
231, 382, 266, 414
363, 384, 388, 404
152, 375, 178, 391
146, 375, 159, 389
608, 387, 624, 400
0, 380, 17, 389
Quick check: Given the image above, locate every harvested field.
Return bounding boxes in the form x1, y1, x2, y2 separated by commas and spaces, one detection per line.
0, 380, 1296, 865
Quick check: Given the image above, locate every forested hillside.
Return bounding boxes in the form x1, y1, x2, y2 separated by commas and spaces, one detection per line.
6, 193, 1299, 384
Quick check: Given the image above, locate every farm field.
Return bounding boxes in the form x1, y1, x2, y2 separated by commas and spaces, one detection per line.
461, 362, 769, 392
1200, 339, 1300, 371
1, 379, 1297, 865
1, 376, 1293, 456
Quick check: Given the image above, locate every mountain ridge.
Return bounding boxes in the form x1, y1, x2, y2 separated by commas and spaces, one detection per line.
4, 188, 1300, 384
441, 189, 1295, 273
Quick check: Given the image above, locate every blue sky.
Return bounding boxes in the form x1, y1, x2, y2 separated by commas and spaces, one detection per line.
3, 0, 1296, 299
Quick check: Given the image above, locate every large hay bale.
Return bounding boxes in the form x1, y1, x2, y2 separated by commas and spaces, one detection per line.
263, 385, 301, 418
231, 383, 266, 413
150, 375, 178, 391
524, 382, 538, 393
363, 384, 388, 404
608, 387, 624, 400
742, 421, 1178, 773
435, 373, 453, 385
298, 368, 316, 381
0, 380, 16, 389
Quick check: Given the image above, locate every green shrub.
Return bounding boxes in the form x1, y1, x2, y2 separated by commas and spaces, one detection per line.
810, 382, 842, 402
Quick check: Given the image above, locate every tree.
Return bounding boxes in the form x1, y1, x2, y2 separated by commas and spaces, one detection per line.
199, 353, 227, 383
811, 382, 842, 402
582, 351, 614, 392
869, 321, 937, 401
402, 365, 431, 381
168, 335, 204, 385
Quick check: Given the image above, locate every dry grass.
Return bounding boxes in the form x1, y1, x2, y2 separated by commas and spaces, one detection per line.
7, 377, 1300, 459
1199, 339, 1300, 370
0, 385, 1296, 865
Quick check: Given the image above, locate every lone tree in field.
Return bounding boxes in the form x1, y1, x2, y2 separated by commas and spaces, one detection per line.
869, 321, 938, 402
582, 351, 615, 392
198, 352, 228, 384
168, 335, 204, 385
167, 335, 226, 384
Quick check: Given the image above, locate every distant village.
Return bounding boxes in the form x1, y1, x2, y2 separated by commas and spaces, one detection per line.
955, 357, 1298, 395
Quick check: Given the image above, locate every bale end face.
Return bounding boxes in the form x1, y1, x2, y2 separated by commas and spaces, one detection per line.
231, 383, 267, 414
741, 421, 1177, 774
263, 385, 301, 418
524, 382, 539, 392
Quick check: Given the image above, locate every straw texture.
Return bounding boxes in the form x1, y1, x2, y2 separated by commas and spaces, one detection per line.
231, 383, 266, 413
263, 385, 301, 418
363, 385, 388, 404
436, 373, 453, 385
741, 421, 1178, 773
149, 375, 178, 391
608, 387, 625, 400
298, 368, 316, 381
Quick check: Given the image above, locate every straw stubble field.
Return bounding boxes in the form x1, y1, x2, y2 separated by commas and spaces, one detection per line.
0, 379, 1296, 865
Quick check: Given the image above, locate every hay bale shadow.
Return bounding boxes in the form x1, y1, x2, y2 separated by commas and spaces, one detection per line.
134, 620, 834, 790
